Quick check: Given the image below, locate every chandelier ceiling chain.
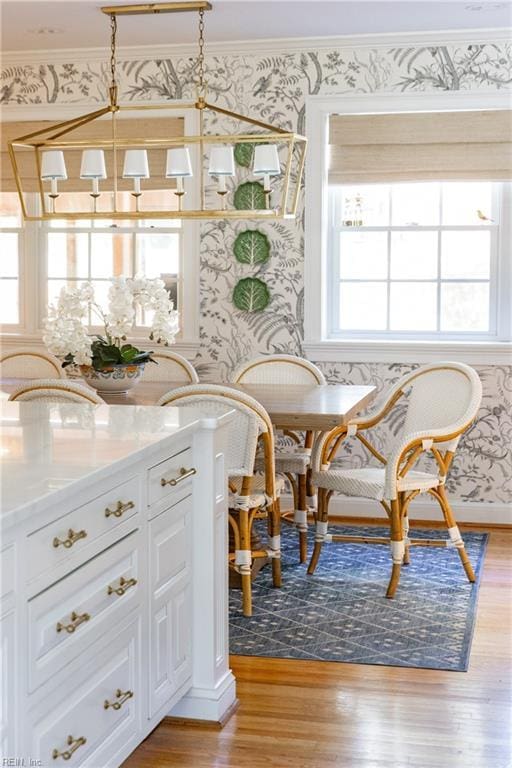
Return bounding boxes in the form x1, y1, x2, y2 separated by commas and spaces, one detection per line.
196, 7, 206, 97
8, 1, 307, 222
109, 13, 118, 106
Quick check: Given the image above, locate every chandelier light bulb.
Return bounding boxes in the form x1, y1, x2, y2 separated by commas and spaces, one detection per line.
40, 150, 67, 197
166, 147, 193, 178
208, 146, 235, 177
208, 146, 235, 205
80, 149, 107, 210
123, 149, 149, 195
253, 144, 280, 193
166, 148, 193, 209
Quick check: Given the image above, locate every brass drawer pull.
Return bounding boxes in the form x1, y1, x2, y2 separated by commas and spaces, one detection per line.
160, 466, 197, 487
107, 576, 138, 597
105, 500, 135, 518
53, 529, 87, 549
56, 611, 90, 634
52, 734, 86, 760
104, 688, 134, 711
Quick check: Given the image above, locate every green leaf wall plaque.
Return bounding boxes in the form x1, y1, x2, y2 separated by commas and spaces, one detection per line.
234, 143, 254, 168
233, 181, 266, 211
233, 230, 270, 266
233, 277, 270, 312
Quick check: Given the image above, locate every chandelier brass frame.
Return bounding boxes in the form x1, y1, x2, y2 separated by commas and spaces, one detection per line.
8, 1, 307, 222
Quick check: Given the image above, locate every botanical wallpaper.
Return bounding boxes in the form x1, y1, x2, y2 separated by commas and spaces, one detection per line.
2, 39, 511, 506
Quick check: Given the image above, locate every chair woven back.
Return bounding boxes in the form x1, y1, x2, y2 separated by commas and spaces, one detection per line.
0, 349, 64, 379
142, 350, 199, 383
157, 384, 273, 479
9, 379, 105, 405
233, 354, 326, 385
383, 362, 482, 454
403, 365, 480, 435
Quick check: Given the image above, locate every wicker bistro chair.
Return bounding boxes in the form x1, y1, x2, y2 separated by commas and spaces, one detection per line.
233, 354, 326, 563
0, 349, 65, 379
9, 379, 105, 405
142, 350, 199, 383
157, 384, 284, 617
307, 362, 483, 599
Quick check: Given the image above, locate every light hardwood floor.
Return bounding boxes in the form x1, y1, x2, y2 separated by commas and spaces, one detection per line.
123, 526, 512, 768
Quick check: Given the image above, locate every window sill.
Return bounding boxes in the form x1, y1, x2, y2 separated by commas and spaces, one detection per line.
0, 334, 200, 360
303, 339, 512, 366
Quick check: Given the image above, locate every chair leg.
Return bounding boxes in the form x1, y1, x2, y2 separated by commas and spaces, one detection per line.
402, 500, 410, 566
237, 508, 252, 617
267, 498, 282, 588
296, 473, 308, 563
306, 467, 317, 515
436, 485, 475, 583
386, 498, 404, 599
307, 488, 328, 575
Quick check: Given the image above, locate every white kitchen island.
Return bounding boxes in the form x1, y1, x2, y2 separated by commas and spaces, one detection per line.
0, 400, 236, 767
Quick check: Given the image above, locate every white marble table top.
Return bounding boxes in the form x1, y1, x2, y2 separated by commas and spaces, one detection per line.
0, 401, 229, 526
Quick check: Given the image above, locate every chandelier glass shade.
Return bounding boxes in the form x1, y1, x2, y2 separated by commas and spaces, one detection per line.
8, 2, 307, 222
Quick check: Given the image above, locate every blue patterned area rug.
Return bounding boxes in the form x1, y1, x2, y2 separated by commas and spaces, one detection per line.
229, 524, 488, 672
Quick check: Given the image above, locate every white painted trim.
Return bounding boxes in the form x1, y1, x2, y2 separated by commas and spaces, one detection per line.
1, 27, 511, 64
304, 91, 512, 353
281, 494, 511, 526
303, 340, 512, 366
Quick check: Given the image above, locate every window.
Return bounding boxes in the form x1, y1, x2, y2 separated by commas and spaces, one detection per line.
45, 191, 182, 328
0, 189, 196, 344
0, 193, 23, 328
304, 94, 512, 362
328, 181, 505, 340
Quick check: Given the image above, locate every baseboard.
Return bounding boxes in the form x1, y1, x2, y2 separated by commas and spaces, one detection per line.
280, 494, 511, 526
164, 698, 240, 730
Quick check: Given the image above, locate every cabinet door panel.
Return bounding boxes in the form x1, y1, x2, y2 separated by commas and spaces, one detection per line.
149, 497, 192, 717
27, 476, 140, 584
28, 532, 140, 692
148, 446, 193, 511
29, 617, 140, 768
0, 611, 15, 757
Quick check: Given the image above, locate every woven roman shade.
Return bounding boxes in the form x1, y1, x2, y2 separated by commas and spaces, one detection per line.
1, 115, 184, 192
329, 110, 512, 184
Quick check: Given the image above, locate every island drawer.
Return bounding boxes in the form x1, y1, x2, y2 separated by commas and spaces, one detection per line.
148, 446, 194, 509
27, 476, 140, 583
28, 532, 140, 693
29, 616, 140, 768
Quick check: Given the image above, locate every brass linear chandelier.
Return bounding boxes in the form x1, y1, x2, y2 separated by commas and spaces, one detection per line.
8, 1, 307, 222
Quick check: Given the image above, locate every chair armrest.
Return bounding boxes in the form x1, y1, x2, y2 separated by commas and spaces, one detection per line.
384, 427, 463, 500
347, 387, 404, 432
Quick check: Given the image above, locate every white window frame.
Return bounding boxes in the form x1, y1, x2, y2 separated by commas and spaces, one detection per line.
304, 91, 512, 365
0, 104, 200, 359
328, 181, 505, 340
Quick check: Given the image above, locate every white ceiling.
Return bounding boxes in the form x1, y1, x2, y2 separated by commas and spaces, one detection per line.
1, 0, 511, 52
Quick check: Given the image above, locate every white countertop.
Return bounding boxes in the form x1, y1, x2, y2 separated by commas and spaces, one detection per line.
0, 401, 228, 527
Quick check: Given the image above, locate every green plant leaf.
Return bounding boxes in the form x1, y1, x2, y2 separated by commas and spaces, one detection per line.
234, 143, 254, 168
119, 344, 140, 363
233, 230, 270, 266
233, 181, 266, 211
233, 277, 270, 312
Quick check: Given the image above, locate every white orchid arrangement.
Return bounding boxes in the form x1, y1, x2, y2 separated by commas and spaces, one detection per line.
43, 277, 179, 370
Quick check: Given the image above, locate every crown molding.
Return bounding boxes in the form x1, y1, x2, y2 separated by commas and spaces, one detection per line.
1, 27, 511, 65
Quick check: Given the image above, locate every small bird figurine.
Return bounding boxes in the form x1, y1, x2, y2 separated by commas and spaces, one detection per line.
477, 209, 494, 222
